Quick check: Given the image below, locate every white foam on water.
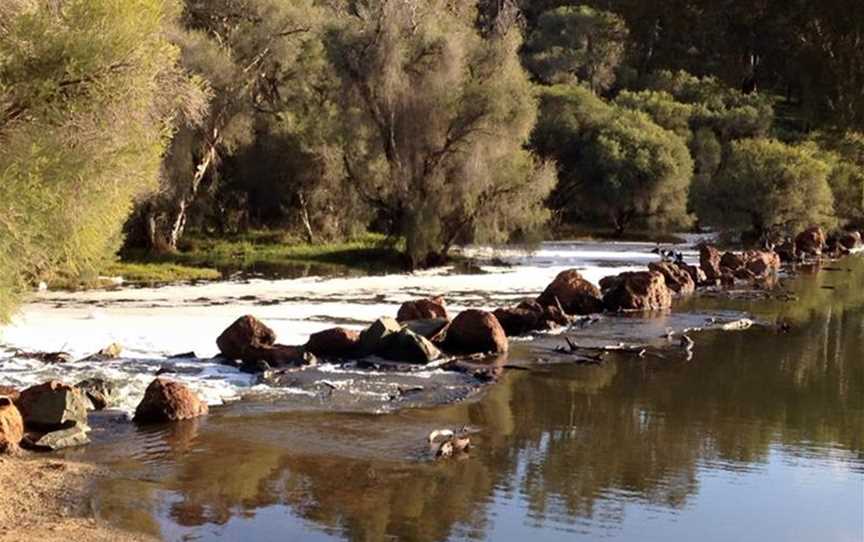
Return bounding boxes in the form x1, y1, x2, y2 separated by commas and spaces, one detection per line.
0, 239, 699, 412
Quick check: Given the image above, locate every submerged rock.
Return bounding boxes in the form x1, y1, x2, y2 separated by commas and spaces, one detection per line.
602, 271, 672, 312
445, 309, 508, 354
30, 421, 90, 450
305, 327, 361, 358
648, 261, 695, 295
795, 226, 826, 256
0, 397, 23, 453
536, 269, 603, 315
16, 381, 89, 430
134, 378, 208, 424
76, 378, 119, 410
396, 297, 448, 322
216, 315, 277, 360
243, 344, 316, 370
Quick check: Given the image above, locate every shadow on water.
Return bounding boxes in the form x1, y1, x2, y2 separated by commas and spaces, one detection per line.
68, 257, 864, 541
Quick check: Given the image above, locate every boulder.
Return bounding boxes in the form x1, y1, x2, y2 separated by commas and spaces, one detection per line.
744, 250, 781, 278
216, 315, 277, 360
380, 329, 442, 364
675, 262, 707, 285
720, 272, 736, 288
734, 267, 757, 281
720, 251, 746, 272
602, 271, 672, 312
536, 269, 603, 315
775, 240, 797, 263
76, 378, 119, 410
17, 381, 89, 430
396, 296, 448, 322
358, 317, 402, 356
401, 318, 449, 342
795, 226, 826, 256
494, 300, 568, 337
444, 310, 508, 354
0, 386, 20, 403
0, 398, 23, 452
648, 261, 695, 295
232, 344, 316, 372
699, 244, 722, 280
134, 378, 208, 424
80, 342, 123, 362
599, 274, 623, 291
31, 422, 90, 450
839, 231, 862, 251
305, 327, 360, 358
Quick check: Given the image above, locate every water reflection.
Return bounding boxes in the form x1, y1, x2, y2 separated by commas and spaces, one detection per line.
88, 258, 864, 541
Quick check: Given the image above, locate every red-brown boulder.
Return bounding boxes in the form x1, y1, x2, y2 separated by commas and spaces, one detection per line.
0, 398, 23, 453
536, 269, 603, 315
602, 271, 672, 312
699, 244, 722, 280
648, 261, 695, 295
0, 386, 19, 403
795, 226, 826, 256
720, 251, 746, 272
839, 231, 862, 250
216, 315, 277, 360
396, 297, 448, 322
675, 262, 707, 285
134, 379, 208, 424
16, 380, 89, 430
744, 250, 781, 277
445, 310, 508, 354
243, 344, 316, 369
305, 327, 361, 358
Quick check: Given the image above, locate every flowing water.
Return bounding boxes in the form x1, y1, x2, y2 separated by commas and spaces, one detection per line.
1, 240, 862, 541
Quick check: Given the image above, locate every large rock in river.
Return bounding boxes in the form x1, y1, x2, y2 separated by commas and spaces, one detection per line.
305, 327, 360, 358
493, 300, 568, 337
839, 230, 862, 250
744, 250, 781, 278
536, 269, 603, 315
795, 226, 826, 256
0, 397, 23, 452
216, 315, 277, 360
380, 329, 442, 364
602, 271, 672, 312
396, 297, 448, 322
648, 261, 695, 295
699, 244, 722, 280
445, 310, 508, 354
16, 381, 89, 430
134, 378, 208, 424
76, 378, 119, 410
359, 317, 402, 356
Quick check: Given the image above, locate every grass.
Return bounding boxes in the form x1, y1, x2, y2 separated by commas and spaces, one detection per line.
114, 231, 406, 283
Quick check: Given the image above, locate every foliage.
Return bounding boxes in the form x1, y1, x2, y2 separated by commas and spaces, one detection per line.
810, 131, 864, 227
702, 138, 835, 236
0, 0, 201, 320
523, 5, 628, 92
534, 85, 693, 234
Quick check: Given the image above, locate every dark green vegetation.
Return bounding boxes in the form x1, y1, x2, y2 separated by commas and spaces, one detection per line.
3, 0, 864, 318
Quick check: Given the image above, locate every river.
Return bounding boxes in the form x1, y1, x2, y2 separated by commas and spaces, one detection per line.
0, 240, 862, 541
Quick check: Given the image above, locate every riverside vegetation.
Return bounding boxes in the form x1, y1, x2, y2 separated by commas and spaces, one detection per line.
2, 0, 864, 321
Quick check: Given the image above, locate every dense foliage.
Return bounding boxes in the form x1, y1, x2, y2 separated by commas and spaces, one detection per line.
2, 0, 864, 317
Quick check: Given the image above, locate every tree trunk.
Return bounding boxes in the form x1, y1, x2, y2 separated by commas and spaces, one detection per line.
298, 192, 315, 244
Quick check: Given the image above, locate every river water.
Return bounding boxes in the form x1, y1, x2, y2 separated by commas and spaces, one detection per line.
1, 240, 862, 541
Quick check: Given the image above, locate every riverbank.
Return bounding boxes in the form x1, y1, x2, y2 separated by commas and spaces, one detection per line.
0, 455, 154, 541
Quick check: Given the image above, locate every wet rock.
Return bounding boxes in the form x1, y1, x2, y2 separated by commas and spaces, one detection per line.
720, 272, 736, 288
358, 317, 402, 356
401, 318, 449, 342
80, 342, 122, 362
536, 269, 603, 315
0, 386, 20, 403
699, 244, 722, 280
134, 378, 208, 424
30, 421, 90, 450
720, 251, 746, 272
16, 351, 73, 364
305, 327, 361, 358
493, 300, 565, 337
76, 378, 119, 410
0, 397, 23, 452
396, 296, 448, 322
445, 309, 508, 354
675, 262, 707, 286
216, 315, 277, 360
795, 226, 826, 256
839, 230, 862, 250
602, 271, 672, 312
744, 250, 781, 278
380, 329, 442, 364
734, 267, 757, 281
775, 240, 797, 263
17, 381, 89, 430
243, 344, 316, 370
648, 261, 695, 295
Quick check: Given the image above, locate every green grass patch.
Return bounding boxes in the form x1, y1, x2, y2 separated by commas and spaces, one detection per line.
103, 262, 222, 283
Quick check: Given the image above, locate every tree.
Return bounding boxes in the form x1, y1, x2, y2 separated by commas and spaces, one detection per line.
325, 0, 555, 267
812, 131, 864, 228
523, 5, 628, 93
534, 85, 693, 235
702, 139, 835, 238
0, 0, 202, 320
